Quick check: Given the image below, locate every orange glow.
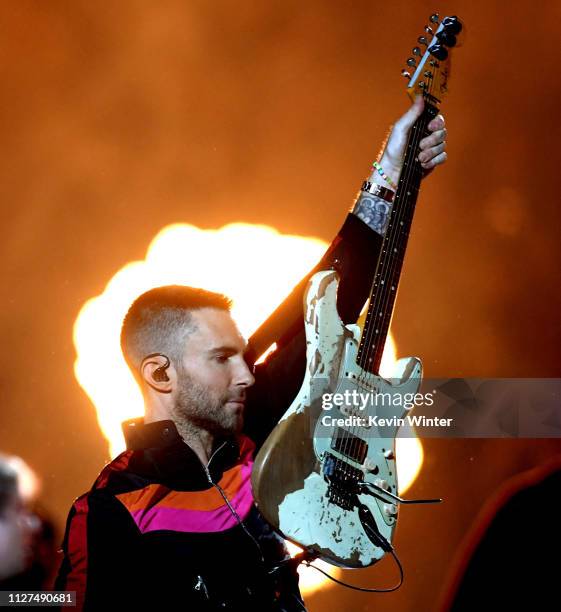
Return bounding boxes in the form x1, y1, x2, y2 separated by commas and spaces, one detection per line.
255, 342, 278, 365
285, 541, 340, 597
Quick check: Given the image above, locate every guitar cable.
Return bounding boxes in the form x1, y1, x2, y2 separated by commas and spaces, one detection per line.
280, 496, 405, 594
302, 549, 404, 593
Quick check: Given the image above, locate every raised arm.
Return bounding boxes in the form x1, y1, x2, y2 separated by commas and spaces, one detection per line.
245, 98, 447, 448
353, 96, 447, 234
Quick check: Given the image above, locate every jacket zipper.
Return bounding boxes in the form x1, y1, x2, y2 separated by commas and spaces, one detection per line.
200, 440, 265, 565
202, 440, 227, 484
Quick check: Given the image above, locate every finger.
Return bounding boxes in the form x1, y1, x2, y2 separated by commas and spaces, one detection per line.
427, 114, 445, 132
420, 151, 447, 170
419, 128, 447, 150
418, 142, 446, 164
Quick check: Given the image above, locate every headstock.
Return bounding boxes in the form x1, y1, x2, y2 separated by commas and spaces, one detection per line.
401, 13, 463, 108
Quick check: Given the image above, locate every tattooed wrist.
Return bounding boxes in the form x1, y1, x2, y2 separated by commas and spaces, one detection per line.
352, 192, 393, 236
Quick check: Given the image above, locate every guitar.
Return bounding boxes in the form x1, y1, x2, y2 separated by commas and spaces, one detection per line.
251, 13, 462, 568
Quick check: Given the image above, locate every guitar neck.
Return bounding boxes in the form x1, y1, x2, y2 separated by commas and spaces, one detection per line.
356, 103, 438, 374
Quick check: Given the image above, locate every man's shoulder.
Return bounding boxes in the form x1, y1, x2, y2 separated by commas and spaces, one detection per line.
65, 450, 149, 529
91, 449, 138, 490
71, 449, 147, 508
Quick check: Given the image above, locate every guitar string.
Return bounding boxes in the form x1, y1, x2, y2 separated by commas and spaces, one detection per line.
336, 46, 441, 502
367, 35, 445, 374
338, 71, 432, 482
357, 68, 437, 410
361, 106, 428, 374
354, 111, 427, 412
354, 52, 441, 466
360, 49, 440, 381
362, 55, 440, 378
346, 115, 425, 474
346, 56, 440, 479
371, 113, 428, 369
323, 33, 447, 559
349, 108, 429, 500
337, 106, 428, 489
321, 86, 438, 565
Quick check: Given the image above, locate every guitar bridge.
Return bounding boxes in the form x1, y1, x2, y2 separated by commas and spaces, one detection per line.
322, 452, 362, 511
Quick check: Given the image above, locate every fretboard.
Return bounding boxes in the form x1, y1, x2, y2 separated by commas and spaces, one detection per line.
356, 103, 438, 374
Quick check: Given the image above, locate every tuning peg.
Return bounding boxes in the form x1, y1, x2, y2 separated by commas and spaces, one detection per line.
429, 13, 440, 24
428, 44, 448, 61
425, 25, 433, 34
436, 30, 457, 47
406, 57, 417, 67
412, 46, 422, 56
417, 36, 429, 46
401, 69, 411, 79
442, 16, 462, 35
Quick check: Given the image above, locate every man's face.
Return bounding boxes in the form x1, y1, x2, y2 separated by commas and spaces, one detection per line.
172, 307, 255, 438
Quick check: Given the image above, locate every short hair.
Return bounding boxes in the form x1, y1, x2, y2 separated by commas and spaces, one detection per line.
120, 285, 232, 383
0, 459, 18, 517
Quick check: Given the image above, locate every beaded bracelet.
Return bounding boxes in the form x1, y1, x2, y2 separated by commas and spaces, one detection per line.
372, 160, 397, 190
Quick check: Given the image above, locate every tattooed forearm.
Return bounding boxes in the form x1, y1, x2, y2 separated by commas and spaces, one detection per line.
352, 192, 393, 236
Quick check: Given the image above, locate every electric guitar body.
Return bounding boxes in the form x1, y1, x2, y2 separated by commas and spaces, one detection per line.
252, 269, 422, 567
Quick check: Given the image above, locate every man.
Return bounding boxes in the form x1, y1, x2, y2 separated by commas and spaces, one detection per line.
55, 97, 446, 610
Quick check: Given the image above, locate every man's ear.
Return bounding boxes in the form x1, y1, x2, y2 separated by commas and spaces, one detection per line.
140, 353, 174, 393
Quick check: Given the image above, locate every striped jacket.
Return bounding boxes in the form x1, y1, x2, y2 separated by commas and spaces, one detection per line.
55, 418, 304, 610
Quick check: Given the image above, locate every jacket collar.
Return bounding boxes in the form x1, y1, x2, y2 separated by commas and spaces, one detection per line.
123, 417, 184, 451
121, 417, 241, 488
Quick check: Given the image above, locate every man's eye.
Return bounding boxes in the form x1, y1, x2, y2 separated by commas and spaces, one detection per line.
215, 354, 229, 363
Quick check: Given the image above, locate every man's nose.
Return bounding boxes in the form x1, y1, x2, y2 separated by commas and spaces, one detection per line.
235, 358, 255, 387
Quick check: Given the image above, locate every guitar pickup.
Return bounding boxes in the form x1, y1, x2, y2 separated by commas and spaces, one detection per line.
330, 427, 368, 464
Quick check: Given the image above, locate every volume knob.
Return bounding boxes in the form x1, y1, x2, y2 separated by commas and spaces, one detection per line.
375, 479, 390, 491
363, 458, 379, 474
383, 503, 398, 517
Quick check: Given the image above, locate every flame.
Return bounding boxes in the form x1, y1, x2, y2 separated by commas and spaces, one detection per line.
73, 221, 423, 595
